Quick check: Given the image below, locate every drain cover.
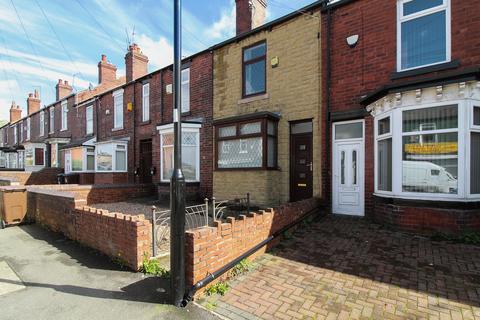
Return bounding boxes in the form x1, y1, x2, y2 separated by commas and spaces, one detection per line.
0, 261, 25, 296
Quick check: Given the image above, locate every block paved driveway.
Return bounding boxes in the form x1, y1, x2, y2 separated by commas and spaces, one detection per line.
203, 215, 480, 320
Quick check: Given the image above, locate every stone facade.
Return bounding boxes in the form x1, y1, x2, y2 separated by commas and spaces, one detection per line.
213, 10, 323, 206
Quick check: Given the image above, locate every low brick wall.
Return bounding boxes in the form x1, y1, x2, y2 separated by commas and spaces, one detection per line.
0, 168, 63, 185
373, 196, 480, 234
27, 188, 152, 270
185, 197, 321, 293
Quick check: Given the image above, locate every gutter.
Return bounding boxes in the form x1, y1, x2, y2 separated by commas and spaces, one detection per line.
181, 206, 321, 307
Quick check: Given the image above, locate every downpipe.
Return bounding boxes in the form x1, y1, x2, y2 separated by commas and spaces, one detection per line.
181, 206, 321, 307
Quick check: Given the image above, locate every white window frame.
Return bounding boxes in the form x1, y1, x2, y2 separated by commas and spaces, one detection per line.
61, 100, 68, 131
13, 125, 17, 144
157, 123, 201, 183
49, 107, 55, 133
64, 146, 96, 174
95, 141, 128, 172
86, 105, 94, 135
26, 118, 31, 141
374, 113, 394, 195
181, 68, 190, 113
373, 100, 480, 201
142, 83, 150, 122
39, 111, 45, 137
397, 0, 451, 72
20, 121, 23, 142
0, 151, 5, 168
113, 89, 124, 130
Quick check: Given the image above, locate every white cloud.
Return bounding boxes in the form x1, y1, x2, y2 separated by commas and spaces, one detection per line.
204, 4, 236, 41
0, 97, 14, 121
136, 34, 173, 69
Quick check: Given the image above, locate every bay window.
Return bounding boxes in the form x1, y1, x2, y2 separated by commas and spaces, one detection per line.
375, 100, 480, 200
243, 41, 266, 97
64, 146, 96, 173
0, 151, 5, 168
158, 123, 200, 182
113, 90, 124, 129
96, 142, 128, 172
216, 116, 278, 170
397, 0, 450, 71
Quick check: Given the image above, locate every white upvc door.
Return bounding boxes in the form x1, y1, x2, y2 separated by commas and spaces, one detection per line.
65, 152, 71, 174
332, 121, 365, 216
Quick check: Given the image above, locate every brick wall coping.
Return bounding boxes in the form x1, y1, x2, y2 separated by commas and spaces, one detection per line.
78, 205, 149, 225
27, 187, 77, 199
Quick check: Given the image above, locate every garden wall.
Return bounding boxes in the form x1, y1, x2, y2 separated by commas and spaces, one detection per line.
27, 187, 152, 270
185, 197, 321, 294
0, 168, 63, 185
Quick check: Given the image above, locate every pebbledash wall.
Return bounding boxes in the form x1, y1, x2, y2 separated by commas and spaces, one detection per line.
185, 197, 321, 295
26, 183, 155, 269
321, 0, 480, 233
212, 8, 323, 207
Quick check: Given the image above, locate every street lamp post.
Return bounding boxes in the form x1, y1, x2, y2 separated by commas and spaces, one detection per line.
170, 0, 186, 307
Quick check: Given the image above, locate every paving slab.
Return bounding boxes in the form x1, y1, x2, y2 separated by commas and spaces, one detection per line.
0, 224, 218, 320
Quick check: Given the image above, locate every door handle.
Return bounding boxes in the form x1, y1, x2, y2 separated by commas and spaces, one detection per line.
307, 162, 313, 172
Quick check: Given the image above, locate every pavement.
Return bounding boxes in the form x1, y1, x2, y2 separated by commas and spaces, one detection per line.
200, 215, 480, 320
0, 224, 218, 320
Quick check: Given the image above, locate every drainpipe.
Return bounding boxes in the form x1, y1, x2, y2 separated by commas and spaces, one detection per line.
181, 207, 320, 306
133, 82, 136, 184
325, 7, 332, 211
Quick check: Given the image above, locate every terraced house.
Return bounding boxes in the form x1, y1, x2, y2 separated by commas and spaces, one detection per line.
0, 44, 214, 199
322, 0, 480, 233
212, 0, 323, 206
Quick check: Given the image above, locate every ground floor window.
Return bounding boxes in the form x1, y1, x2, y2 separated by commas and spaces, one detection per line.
158, 123, 200, 182
24, 145, 45, 167
64, 146, 96, 173
96, 142, 128, 172
373, 97, 480, 200
215, 115, 278, 169
0, 151, 5, 168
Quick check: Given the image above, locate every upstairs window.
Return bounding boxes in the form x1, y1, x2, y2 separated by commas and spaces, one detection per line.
26, 118, 31, 140
181, 68, 190, 113
86, 105, 93, 135
61, 101, 68, 130
142, 83, 150, 122
113, 90, 124, 129
49, 108, 54, 133
13, 126, 17, 144
242, 41, 266, 97
39, 111, 45, 136
20, 122, 23, 142
398, 0, 450, 71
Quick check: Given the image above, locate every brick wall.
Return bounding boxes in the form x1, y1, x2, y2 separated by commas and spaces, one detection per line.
27, 188, 151, 270
185, 197, 321, 295
321, 0, 480, 215
373, 196, 480, 235
0, 167, 63, 185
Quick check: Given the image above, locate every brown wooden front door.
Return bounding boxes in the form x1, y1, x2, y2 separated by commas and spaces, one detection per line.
290, 131, 313, 202
139, 139, 152, 183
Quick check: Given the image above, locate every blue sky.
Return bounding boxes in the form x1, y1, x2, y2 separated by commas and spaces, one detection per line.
0, 0, 315, 121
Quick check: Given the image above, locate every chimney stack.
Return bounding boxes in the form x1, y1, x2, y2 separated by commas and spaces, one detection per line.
55, 79, 73, 101
125, 43, 148, 83
98, 54, 117, 84
236, 0, 267, 35
9, 101, 22, 123
27, 89, 41, 115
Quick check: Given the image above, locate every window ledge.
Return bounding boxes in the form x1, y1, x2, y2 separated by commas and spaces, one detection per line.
390, 60, 460, 80
139, 120, 151, 126
60, 128, 68, 132
112, 127, 124, 132
237, 93, 269, 105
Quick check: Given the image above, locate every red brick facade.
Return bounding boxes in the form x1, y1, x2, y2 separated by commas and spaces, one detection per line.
185, 197, 321, 296
322, 0, 480, 227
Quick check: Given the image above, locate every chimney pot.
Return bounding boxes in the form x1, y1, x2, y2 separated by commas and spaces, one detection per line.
236, 0, 267, 35
101, 54, 107, 62
58, 79, 62, 84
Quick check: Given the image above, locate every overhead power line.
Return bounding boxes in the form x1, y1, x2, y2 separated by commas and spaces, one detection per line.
10, 0, 55, 98
34, 0, 86, 82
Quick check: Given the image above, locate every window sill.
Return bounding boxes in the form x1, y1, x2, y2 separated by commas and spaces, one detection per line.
237, 93, 269, 105
139, 120, 151, 126
390, 60, 460, 80
60, 128, 68, 132
215, 167, 279, 172
158, 181, 200, 186
373, 193, 480, 209
112, 127, 124, 132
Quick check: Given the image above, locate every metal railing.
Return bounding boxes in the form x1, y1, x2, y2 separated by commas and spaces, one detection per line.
151, 193, 251, 257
